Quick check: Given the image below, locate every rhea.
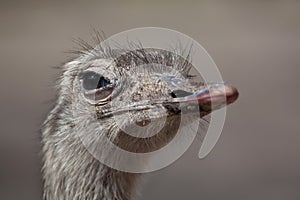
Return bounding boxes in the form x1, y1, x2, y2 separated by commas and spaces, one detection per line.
41, 43, 238, 200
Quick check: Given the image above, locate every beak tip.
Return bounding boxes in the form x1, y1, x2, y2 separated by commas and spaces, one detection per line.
196, 84, 239, 105
224, 85, 239, 105
225, 85, 239, 105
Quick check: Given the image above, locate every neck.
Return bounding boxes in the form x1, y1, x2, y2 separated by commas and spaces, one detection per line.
41, 106, 138, 200
42, 138, 138, 200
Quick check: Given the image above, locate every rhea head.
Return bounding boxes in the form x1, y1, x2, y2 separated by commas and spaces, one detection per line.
63, 48, 238, 158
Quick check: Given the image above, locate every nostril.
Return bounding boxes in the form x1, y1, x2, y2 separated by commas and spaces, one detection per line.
170, 91, 177, 98
170, 90, 193, 98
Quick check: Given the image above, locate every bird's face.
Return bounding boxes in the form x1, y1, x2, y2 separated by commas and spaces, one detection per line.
70, 49, 238, 153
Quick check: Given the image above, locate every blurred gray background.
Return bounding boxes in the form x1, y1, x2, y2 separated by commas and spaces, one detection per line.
1, 0, 300, 199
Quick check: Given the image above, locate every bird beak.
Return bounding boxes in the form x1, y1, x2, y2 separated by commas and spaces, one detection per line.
169, 83, 239, 117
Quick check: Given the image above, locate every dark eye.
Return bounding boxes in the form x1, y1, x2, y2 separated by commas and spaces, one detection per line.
82, 71, 111, 90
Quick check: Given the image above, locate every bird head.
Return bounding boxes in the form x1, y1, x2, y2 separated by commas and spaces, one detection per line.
63, 48, 238, 154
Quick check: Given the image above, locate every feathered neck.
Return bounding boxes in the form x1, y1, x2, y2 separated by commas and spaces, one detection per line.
41, 104, 138, 200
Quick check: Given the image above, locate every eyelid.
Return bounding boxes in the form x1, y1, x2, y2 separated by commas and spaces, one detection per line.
80, 68, 117, 82
80, 78, 120, 105
83, 81, 116, 95
79, 68, 120, 105
79, 71, 101, 80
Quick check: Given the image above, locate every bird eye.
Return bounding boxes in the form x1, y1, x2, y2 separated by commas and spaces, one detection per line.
81, 71, 111, 90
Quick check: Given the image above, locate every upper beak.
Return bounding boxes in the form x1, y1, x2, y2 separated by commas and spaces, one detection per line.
169, 83, 239, 117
